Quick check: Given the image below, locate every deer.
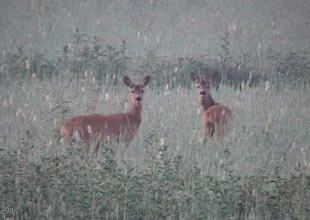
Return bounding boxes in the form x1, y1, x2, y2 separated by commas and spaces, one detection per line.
190, 71, 232, 142
61, 75, 151, 152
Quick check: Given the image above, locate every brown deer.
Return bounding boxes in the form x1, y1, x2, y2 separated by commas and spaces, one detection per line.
190, 71, 232, 142
61, 75, 151, 151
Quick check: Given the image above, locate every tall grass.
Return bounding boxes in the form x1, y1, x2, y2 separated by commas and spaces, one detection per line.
0, 70, 309, 219
1, 1, 310, 218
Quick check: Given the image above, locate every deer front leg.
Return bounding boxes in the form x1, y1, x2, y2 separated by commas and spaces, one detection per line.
202, 122, 215, 143
216, 125, 225, 138
62, 134, 72, 149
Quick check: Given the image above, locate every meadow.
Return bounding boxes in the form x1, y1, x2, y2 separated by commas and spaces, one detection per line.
1, 0, 310, 219
1, 57, 309, 219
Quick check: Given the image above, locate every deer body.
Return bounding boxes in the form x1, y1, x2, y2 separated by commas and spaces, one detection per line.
61, 76, 150, 148
201, 104, 232, 139
190, 71, 232, 142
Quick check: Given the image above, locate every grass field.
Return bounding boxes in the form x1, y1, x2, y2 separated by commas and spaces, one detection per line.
1, 71, 309, 219
1, 0, 310, 219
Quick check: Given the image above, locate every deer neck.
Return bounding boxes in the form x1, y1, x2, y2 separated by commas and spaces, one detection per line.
201, 94, 215, 111
128, 102, 142, 125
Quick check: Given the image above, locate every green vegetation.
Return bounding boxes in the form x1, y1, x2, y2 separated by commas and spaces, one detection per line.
1, 44, 309, 218
0, 0, 310, 219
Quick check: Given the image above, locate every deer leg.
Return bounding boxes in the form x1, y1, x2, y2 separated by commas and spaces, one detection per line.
209, 124, 215, 138
63, 135, 72, 149
217, 118, 229, 138
217, 125, 225, 138
203, 122, 215, 142
94, 140, 101, 157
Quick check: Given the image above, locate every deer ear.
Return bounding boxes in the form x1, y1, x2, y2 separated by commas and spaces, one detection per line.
124, 76, 134, 88
205, 77, 212, 85
190, 71, 199, 83
142, 75, 150, 87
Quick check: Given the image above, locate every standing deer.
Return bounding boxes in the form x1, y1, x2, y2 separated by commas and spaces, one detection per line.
61, 75, 151, 151
190, 71, 232, 142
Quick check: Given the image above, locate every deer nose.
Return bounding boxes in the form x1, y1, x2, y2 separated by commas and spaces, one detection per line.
200, 91, 206, 95
135, 97, 141, 102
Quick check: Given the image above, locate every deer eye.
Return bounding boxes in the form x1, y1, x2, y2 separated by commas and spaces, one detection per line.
197, 85, 200, 89
131, 90, 135, 93
141, 90, 144, 93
